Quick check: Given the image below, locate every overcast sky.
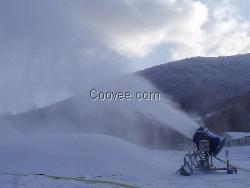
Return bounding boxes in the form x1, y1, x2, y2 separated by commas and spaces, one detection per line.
0, 0, 250, 113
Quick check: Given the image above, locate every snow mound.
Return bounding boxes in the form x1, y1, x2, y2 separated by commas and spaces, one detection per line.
0, 124, 21, 137
0, 133, 172, 177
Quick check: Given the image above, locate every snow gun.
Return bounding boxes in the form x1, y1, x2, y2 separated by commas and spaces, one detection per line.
177, 127, 237, 176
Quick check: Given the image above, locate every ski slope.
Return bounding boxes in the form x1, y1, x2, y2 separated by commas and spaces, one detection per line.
0, 130, 249, 188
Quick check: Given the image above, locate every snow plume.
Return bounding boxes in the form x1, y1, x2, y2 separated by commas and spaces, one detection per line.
75, 74, 199, 140
0, 0, 200, 147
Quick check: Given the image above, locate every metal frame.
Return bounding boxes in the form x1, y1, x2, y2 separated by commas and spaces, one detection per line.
177, 146, 237, 176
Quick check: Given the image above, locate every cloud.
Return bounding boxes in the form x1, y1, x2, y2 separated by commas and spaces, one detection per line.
171, 0, 250, 59
77, 0, 208, 58
74, 0, 250, 60
82, 0, 250, 60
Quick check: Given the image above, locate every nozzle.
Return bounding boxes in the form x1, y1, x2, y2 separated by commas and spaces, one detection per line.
193, 127, 225, 155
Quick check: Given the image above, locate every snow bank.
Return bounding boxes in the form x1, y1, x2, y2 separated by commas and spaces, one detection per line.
0, 124, 21, 140
0, 133, 249, 187
0, 133, 173, 177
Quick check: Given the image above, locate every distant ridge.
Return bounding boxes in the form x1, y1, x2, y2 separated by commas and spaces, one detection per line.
139, 53, 250, 115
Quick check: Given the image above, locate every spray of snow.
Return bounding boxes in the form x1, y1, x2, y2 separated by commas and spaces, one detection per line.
97, 74, 200, 139
139, 96, 199, 139
76, 72, 200, 140
0, 0, 200, 144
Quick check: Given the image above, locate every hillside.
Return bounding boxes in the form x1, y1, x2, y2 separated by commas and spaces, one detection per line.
139, 54, 250, 116
204, 91, 250, 133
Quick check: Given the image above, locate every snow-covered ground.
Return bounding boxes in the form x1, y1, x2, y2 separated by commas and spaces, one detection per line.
0, 127, 249, 188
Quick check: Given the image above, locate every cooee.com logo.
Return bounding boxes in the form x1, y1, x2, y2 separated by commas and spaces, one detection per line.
89, 89, 160, 101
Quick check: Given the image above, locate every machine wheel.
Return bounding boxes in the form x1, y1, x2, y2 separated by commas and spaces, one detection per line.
180, 162, 193, 176
227, 166, 237, 174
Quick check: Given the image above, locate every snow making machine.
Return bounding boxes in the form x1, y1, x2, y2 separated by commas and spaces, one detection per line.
177, 127, 237, 176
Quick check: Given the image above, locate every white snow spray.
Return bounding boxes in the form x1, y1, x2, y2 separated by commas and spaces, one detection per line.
101, 75, 200, 139
138, 95, 200, 139
80, 73, 200, 141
